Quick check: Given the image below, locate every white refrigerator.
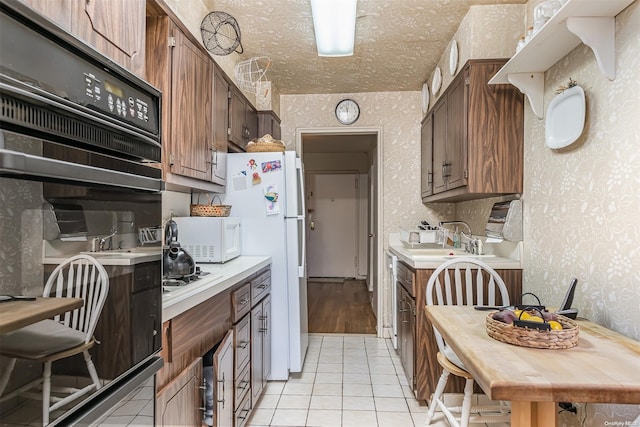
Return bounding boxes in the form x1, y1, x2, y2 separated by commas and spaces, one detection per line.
223, 151, 308, 380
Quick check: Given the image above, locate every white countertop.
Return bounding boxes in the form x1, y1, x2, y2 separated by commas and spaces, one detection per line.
388, 237, 522, 270
43, 247, 162, 266
162, 256, 271, 322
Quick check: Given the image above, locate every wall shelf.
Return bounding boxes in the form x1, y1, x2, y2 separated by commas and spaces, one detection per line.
488, 0, 635, 119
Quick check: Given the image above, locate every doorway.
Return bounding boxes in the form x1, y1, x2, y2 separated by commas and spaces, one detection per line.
296, 128, 383, 336
306, 172, 359, 278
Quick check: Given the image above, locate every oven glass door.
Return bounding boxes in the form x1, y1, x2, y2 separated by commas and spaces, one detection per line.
0, 130, 162, 425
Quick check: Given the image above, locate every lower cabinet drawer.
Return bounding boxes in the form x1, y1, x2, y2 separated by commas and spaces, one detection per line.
234, 391, 252, 427
234, 362, 251, 411
234, 314, 251, 376
232, 283, 251, 323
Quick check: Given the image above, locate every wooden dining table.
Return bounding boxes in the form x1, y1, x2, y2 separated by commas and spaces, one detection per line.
425, 305, 640, 427
0, 297, 84, 334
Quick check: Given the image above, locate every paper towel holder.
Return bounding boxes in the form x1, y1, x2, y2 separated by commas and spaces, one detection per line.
485, 200, 522, 241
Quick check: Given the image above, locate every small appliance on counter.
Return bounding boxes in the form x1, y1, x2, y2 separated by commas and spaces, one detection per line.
163, 218, 196, 278
485, 200, 523, 241
400, 221, 439, 247
172, 216, 241, 263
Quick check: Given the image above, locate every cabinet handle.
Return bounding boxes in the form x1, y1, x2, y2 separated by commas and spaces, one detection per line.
217, 373, 225, 408
239, 341, 249, 349
256, 283, 267, 289
427, 171, 433, 185
239, 298, 250, 306
442, 161, 451, 178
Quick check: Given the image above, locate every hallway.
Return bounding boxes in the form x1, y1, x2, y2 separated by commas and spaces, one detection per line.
307, 279, 377, 334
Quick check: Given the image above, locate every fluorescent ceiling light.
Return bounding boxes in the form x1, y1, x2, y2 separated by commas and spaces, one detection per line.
310, 0, 357, 57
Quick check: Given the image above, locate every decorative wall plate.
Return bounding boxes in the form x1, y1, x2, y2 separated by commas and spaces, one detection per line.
449, 40, 458, 76
431, 67, 442, 95
545, 85, 585, 149
421, 82, 430, 113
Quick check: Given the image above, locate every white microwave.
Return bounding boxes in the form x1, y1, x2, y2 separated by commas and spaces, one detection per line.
172, 216, 241, 263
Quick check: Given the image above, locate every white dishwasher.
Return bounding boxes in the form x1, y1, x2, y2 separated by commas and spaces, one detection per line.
385, 251, 398, 349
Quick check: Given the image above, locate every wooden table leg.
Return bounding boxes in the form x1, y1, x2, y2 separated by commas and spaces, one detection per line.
511, 401, 557, 427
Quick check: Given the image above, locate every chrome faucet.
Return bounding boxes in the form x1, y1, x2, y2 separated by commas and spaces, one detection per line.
96, 230, 118, 252
438, 221, 485, 255
438, 221, 472, 238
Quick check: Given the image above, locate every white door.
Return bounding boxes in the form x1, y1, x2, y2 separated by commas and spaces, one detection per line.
307, 173, 358, 278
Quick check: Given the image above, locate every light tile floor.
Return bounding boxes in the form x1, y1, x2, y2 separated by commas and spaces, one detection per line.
247, 334, 507, 427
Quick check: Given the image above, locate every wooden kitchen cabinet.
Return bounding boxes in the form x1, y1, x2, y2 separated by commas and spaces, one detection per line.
420, 113, 433, 198
18, 0, 146, 77
422, 59, 524, 203
228, 86, 258, 152
156, 357, 202, 427
168, 22, 213, 182
213, 331, 235, 427
251, 292, 271, 402
212, 65, 230, 184
257, 111, 282, 141
400, 262, 523, 402
146, 15, 226, 190
396, 263, 416, 392
157, 265, 271, 426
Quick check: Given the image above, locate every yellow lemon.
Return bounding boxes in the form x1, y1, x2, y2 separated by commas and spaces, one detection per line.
518, 311, 531, 320
527, 316, 544, 323
548, 321, 563, 330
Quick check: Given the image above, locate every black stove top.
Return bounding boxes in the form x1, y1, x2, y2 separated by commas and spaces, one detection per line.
162, 269, 210, 293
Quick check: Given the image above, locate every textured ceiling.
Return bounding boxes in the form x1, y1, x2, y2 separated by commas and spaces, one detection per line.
202, 0, 526, 94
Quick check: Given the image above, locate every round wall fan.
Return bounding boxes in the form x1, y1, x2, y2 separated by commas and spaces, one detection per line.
201, 11, 243, 56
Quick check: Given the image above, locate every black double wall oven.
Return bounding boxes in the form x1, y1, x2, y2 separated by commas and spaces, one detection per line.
1, 1, 163, 425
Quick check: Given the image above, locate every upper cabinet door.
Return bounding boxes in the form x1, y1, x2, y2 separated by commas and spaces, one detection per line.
72, 0, 146, 77
445, 73, 468, 191
170, 24, 213, 181
212, 68, 229, 184
420, 114, 433, 198
18, 0, 145, 76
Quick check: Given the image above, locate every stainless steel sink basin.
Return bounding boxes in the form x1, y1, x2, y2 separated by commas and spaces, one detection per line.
405, 248, 467, 256
403, 246, 495, 258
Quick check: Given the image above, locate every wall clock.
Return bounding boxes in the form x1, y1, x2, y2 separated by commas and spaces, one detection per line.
335, 99, 360, 125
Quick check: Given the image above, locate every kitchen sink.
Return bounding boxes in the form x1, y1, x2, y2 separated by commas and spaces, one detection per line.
403, 247, 495, 258
79, 247, 162, 260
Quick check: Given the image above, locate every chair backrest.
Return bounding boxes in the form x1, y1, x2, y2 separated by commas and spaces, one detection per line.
425, 257, 509, 354
43, 254, 109, 344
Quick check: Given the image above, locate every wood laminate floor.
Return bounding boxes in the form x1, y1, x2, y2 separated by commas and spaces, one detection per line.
307, 278, 377, 334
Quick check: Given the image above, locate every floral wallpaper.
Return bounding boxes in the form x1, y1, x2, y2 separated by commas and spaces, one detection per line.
519, 1, 640, 425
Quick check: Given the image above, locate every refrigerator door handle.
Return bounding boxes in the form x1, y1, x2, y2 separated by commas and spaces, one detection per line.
296, 155, 307, 278
298, 215, 306, 278
296, 156, 306, 217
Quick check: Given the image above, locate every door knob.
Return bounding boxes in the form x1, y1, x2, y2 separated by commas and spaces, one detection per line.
368, 234, 375, 238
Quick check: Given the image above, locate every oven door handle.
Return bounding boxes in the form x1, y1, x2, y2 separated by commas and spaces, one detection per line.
0, 149, 163, 192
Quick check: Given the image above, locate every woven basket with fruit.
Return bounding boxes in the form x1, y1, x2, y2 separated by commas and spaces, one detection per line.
486, 307, 579, 349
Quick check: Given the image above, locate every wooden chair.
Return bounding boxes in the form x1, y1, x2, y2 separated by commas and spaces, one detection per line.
424, 257, 511, 427
0, 254, 109, 425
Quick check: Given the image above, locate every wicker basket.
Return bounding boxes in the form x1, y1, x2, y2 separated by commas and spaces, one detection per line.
486, 312, 579, 349
190, 194, 231, 217
246, 134, 285, 152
